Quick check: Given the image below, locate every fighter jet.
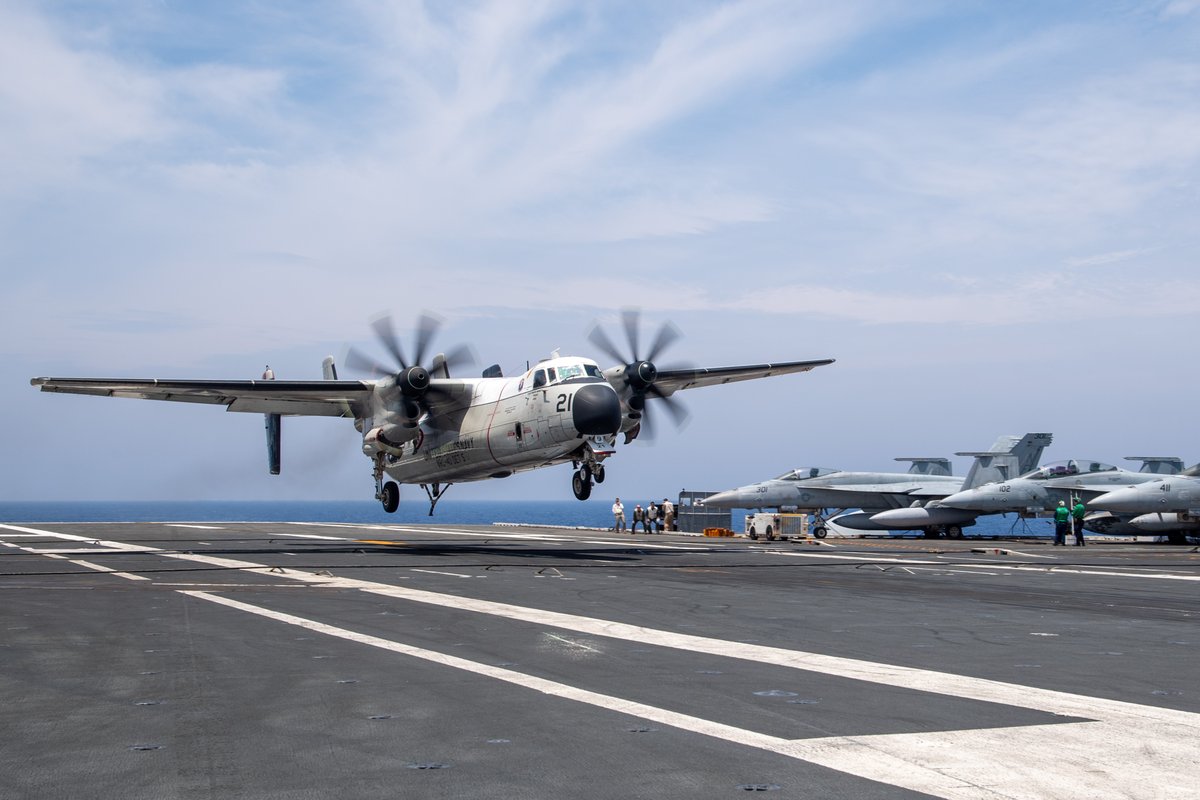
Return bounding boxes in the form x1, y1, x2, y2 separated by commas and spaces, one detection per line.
888, 455, 1185, 537
702, 434, 1051, 538
1087, 465, 1200, 544
939, 457, 1173, 517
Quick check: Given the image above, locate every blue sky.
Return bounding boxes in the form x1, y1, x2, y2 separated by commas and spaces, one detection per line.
2, 1, 1198, 504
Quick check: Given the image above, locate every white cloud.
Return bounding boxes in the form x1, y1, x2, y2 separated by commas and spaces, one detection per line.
0, 4, 163, 188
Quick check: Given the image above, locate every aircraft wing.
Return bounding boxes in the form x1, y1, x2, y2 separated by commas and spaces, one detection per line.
651, 358, 834, 395
30, 377, 374, 418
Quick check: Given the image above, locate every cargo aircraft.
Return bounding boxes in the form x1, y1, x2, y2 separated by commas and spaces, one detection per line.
31, 311, 833, 514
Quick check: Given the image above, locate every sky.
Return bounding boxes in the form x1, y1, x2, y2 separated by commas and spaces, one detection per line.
2, 0, 1198, 506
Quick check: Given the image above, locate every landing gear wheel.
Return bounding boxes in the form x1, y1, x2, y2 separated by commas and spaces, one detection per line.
571, 470, 592, 501
813, 526, 827, 539
947, 525, 964, 539
593, 464, 605, 484
381, 481, 400, 513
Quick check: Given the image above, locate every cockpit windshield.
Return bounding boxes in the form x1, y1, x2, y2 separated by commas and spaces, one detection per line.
774, 467, 837, 481
1019, 459, 1118, 480
535, 362, 603, 385
555, 363, 600, 382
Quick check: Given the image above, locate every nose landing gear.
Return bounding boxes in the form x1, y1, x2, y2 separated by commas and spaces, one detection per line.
571, 467, 593, 501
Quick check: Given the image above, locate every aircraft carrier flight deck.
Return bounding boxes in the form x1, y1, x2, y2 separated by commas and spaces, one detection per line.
2, 520, 1197, 799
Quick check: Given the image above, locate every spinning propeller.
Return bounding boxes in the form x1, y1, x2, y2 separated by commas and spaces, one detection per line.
346, 313, 474, 424
587, 309, 690, 441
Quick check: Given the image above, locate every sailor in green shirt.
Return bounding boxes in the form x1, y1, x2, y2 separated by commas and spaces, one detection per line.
1053, 500, 1070, 545
1071, 498, 1087, 546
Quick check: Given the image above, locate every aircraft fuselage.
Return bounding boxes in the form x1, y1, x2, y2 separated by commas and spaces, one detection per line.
376, 359, 623, 485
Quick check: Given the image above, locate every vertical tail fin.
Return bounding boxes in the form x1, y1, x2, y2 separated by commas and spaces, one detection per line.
956, 433, 1053, 490
1124, 456, 1184, 474
893, 457, 953, 476
264, 413, 281, 475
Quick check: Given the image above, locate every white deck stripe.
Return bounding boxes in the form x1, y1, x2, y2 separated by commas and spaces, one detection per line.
766, 548, 1200, 581
271, 533, 350, 541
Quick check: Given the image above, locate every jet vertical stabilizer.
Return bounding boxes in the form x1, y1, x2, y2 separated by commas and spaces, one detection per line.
894, 458, 952, 476
957, 432, 1052, 490
1125, 456, 1184, 475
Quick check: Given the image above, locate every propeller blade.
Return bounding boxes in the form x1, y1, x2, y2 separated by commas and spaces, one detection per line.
621, 309, 642, 361
439, 343, 477, 374
344, 346, 394, 378
645, 321, 681, 364
636, 405, 657, 442
648, 384, 690, 428
371, 315, 409, 369
586, 322, 629, 366
412, 313, 442, 369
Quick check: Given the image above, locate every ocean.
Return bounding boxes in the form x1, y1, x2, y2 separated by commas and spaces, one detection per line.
0, 500, 1056, 537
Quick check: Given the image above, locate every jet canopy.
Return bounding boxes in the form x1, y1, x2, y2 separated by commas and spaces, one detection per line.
774, 467, 838, 481
1018, 459, 1118, 480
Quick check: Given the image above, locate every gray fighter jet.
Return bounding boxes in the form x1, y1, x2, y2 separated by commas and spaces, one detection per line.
1087, 465, 1200, 544
939, 457, 1178, 517
912, 456, 1182, 540
702, 433, 1051, 538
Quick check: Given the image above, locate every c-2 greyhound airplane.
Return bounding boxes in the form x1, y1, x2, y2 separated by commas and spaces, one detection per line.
31, 311, 833, 514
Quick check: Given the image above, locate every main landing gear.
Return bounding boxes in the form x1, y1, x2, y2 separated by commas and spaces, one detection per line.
373, 455, 448, 515
373, 456, 400, 513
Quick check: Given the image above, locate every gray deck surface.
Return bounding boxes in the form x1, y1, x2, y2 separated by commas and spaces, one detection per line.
2, 520, 1197, 799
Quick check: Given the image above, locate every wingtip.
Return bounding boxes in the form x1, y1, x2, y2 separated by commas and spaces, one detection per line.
30, 377, 47, 387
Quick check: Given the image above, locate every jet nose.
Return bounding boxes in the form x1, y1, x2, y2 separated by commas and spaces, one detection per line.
701, 490, 740, 508
1088, 487, 1140, 513
572, 383, 622, 436
940, 490, 976, 509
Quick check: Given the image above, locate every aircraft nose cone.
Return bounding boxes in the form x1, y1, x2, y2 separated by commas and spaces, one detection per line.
572, 383, 622, 436
701, 490, 740, 508
940, 490, 976, 509
1089, 487, 1141, 513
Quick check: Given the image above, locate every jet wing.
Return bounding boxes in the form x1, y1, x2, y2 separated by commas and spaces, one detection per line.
30, 377, 374, 418
651, 359, 834, 395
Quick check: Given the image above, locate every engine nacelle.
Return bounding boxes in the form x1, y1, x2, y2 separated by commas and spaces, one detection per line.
362, 423, 418, 456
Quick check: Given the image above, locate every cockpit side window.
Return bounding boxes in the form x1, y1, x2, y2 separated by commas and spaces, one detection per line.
585, 364, 602, 378
532, 370, 546, 389
547, 367, 557, 383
